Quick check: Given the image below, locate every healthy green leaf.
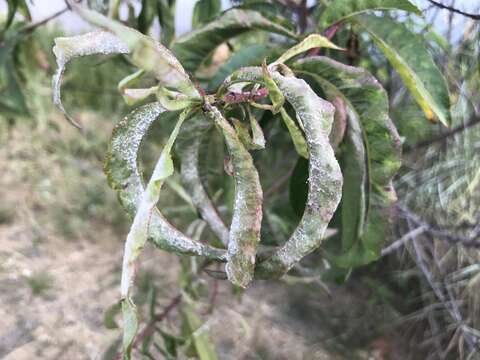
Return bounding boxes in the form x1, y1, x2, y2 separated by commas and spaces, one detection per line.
274, 34, 342, 64
181, 303, 218, 360
279, 108, 308, 159
205, 104, 263, 288
157, 0, 176, 46
262, 60, 284, 113
4, 0, 31, 32
292, 56, 402, 266
318, 0, 421, 30
354, 14, 451, 126
171, 9, 298, 73
176, 115, 230, 246
192, 0, 222, 29
104, 103, 227, 260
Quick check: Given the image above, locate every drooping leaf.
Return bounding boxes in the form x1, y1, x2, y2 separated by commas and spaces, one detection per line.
224, 68, 343, 278
192, 0, 222, 29
157, 0, 176, 46
354, 14, 451, 126
67, 2, 199, 97
318, 0, 421, 30
0, 33, 29, 116
176, 115, 230, 246
181, 303, 218, 360
52, 30, 129, 127
292, 56, 402, 266
274, 34, 342, 64
171, 9, 297, 73
279, 108, 308, 159
205, 104, 263, 288
104, 102, 227, 260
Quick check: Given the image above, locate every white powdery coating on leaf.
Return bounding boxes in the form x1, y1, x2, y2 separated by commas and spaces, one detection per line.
52, 31, 129, 124
108, 103, 226, 261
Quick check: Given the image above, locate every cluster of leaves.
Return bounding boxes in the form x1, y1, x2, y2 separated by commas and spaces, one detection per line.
1, 0, 454, 358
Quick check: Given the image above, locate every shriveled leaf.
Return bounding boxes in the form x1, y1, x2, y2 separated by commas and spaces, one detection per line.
292, 56, 402, 266
192, 0, 221, 29
224, 68, 343, 278
177, 115, 230, 246
52, 31, 129, 127
171, 9, 297, 73
354, 14, 451, 126
205, 104, 263, 288
280, 108, 308, 159
104, 103, 226, 260
68, 2, 199, 97
274, 34, 342, 64
120, 109, 187, 299
318, 0, 421, 29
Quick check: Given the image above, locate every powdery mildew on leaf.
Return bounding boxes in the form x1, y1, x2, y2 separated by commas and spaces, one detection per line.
104, 103, 226, 261
177, 116, 230, 246
223, 67, 343, 278
205, 104, 263, 288
52, 31, 129, 127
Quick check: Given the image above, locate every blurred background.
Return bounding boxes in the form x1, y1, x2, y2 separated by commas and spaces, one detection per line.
0, 0, 479, 359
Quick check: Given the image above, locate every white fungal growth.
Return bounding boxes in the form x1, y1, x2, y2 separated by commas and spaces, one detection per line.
52, 31, 129, 127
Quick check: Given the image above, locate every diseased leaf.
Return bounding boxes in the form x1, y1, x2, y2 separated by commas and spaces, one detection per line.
280, 108, 308, 159
292, 56, 402, 266
52, 31, 129, 127
192, 0, 221, 29
247, 107, 266, 149
274, 34, 342, 64
177, 115, 230, 246
224, 68, 343, 278
171, 9, 297, 73
354, 14, 451, 126
104, 103, 227, 261
318, 0, 422, 29
205, 104, 263, 288
67, 2, 199, 97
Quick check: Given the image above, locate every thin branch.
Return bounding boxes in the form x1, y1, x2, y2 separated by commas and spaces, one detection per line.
19, 7, 70, 34
411, 114, 480, 150
427, 0, 480, 20
381, 225, 428, 256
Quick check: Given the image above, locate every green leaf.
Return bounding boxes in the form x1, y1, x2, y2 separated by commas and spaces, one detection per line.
121, 297, 139, 360
274, 34, 342, 64
181, 303, 218, 360
354, 14, 451, 126
4, 0, 31, 32
292, 56, 402, 266
157, 0, 176, 46
318, 0, 422, 29
0, 34, 29, 116
138, 0, 157, 34
68, 2, 199, 98
104, 103, 227, 260
262, 60, 284, 113
279, 108, 308, 159
171, 9, 297, 73
192, 0, 221, 29
208, 43, 273, 91
104, 301, 122, 329
205, 104, 263, 288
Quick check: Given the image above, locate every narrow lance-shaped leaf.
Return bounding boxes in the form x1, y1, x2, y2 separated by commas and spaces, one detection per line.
274, 34, 342, 64
318, 0, 422, 30
279, 107, 308, 159
122, 297, 139, 360
157, 0, 176, 46
354, 14, 451, 126
262, 60, 284, 113
177, 115, 230, 246
292, 56, 402, 266
67, 1, 199, 98
223, 67, 343, 278
192, 0, 222, 29
171, 9, 298, 73
204, 104, 263, 288
105, 103, 226, 260
52, 31, 129, 127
